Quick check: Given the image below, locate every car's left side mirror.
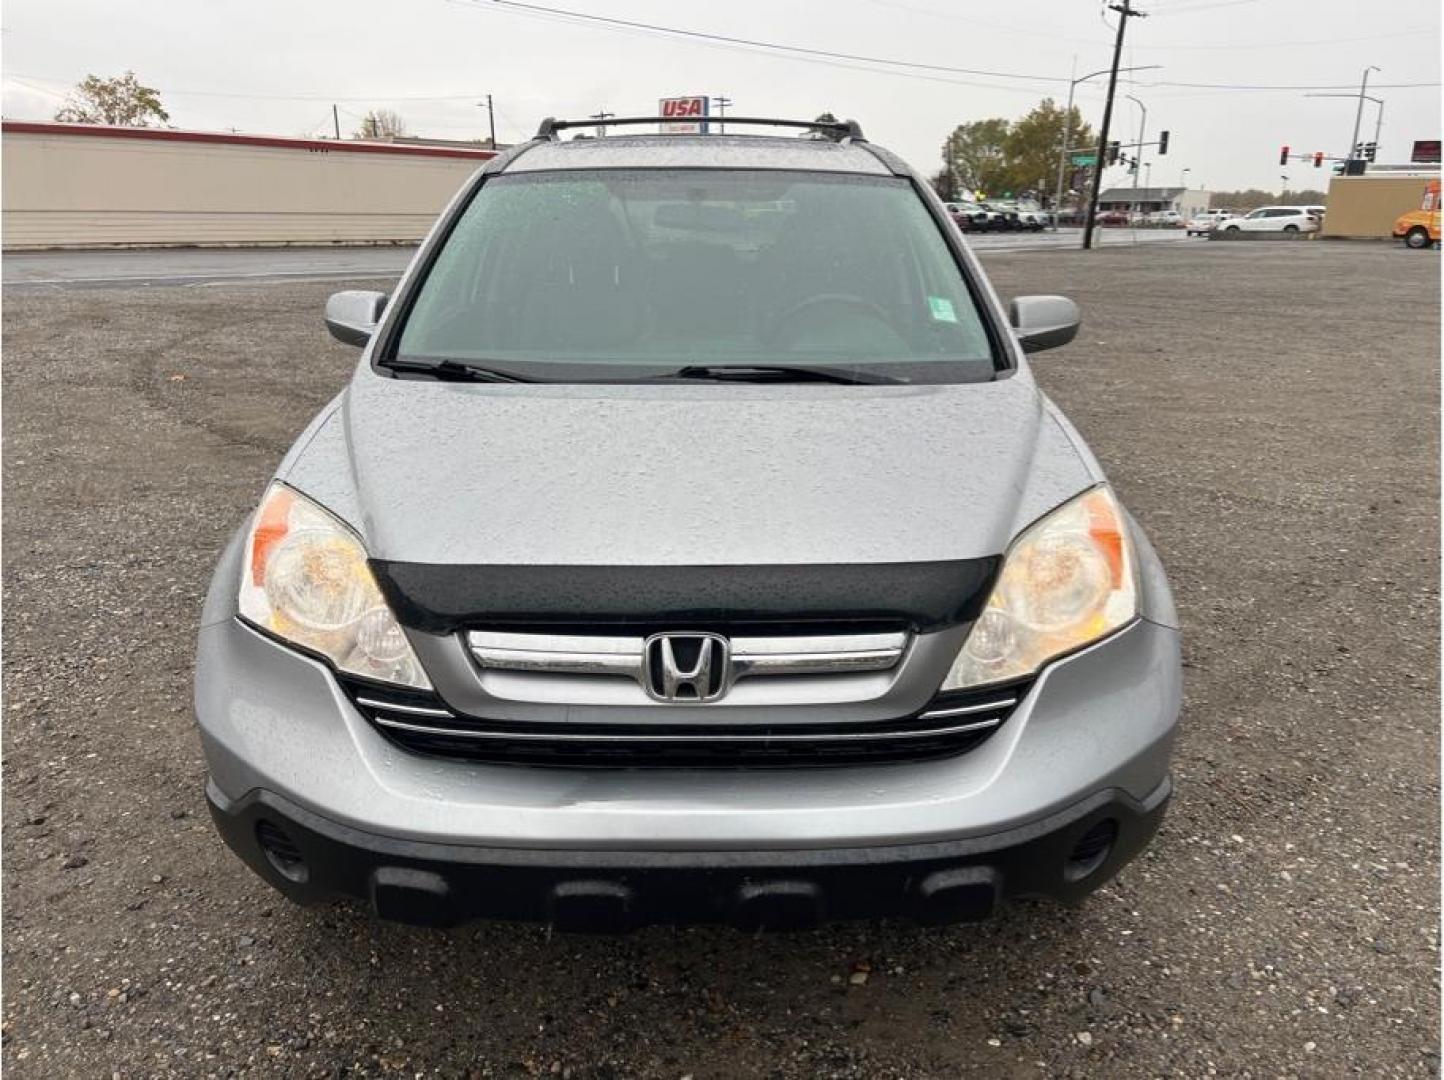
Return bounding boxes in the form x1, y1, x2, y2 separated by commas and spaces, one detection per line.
325, 290, 388, 347
1009, 295, 1081, 353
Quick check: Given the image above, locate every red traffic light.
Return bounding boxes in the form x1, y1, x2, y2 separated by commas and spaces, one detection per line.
1279, 145, 1290, 166
1313, 151, 1324, 168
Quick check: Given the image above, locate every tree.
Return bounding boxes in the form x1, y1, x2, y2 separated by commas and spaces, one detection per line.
939, 99, 1093, 203
354, 110, 408, 140
54, 71, 169, 127
804, 112, 840, 139
929, 169, 959, 202
1003, 99, 1092, 201
1211, 188, 1326, 210
941, 118, 1011, 197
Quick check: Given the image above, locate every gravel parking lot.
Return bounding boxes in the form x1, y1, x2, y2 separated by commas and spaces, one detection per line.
3, 241, 1438, 1078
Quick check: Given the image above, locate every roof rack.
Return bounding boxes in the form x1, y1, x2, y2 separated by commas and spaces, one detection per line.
534, 116, 866, 142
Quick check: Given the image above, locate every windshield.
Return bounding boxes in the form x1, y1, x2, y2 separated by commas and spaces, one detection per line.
393, 169, 997, 383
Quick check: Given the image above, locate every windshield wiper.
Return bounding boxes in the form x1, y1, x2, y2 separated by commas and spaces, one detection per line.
659, 364, 906, 385
380, 358, 535, 383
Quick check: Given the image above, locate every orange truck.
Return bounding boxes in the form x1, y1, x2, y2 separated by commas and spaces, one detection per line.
1392, 178, 1440, 249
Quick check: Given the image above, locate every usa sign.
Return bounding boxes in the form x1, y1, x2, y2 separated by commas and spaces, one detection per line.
660, 96, 709, 134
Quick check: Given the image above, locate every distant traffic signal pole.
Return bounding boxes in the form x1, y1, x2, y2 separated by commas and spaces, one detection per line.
1306, 78, 1384, 164
1051, 61, 1159, 232
1083, 0, 1148, 251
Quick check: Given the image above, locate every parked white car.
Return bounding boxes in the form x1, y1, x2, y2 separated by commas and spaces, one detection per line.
1215, 206, 1320, 234
1185, 209, 1234, 236
1145, 209, 1185, 228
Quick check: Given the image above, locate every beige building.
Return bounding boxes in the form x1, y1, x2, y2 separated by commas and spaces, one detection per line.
1, 121, 497, 249
1321, 168, 1441, 239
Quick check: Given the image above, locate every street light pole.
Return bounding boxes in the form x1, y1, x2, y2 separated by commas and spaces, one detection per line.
1348, 66, 1380, 160
1051, 62, 1161, 231
1083, 0, 1148, 251
1125, 93, 1147, 213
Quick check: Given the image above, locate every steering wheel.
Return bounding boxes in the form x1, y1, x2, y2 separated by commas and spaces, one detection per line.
762, 293, 902, 348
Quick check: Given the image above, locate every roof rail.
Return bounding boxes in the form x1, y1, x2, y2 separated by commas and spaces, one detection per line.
534, 116, 866, 142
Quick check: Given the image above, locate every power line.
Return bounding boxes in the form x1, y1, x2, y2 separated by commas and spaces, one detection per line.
859, 0, 1112, 48
459, 0, 1067, 83
452, 0, 1441, 93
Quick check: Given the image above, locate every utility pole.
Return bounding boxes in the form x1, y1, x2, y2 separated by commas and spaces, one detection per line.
711, 95, 732, 134
1083, 0, 1147, 250
590, 109, 614, 138
1051, 61, 1160, 231
483, 94, 497, 148
332, 104, 340, 140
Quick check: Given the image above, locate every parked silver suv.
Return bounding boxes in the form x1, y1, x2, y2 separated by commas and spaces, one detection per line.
195, 116, 1181, 931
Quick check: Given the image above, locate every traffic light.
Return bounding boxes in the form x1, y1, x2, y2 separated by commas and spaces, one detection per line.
1279, 145, 1290, 166
1107, 141, 1121, 165
1313, 151, 1324, 168
1157, 130, 1169, 156
1363, 142, 1377, 162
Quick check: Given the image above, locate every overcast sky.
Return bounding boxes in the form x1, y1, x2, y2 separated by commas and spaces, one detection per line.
3, 0, 1440, 192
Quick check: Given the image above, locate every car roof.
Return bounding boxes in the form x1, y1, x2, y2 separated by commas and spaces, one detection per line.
501, 133, 897, 176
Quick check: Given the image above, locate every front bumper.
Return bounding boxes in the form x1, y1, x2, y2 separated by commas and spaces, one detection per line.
208, 775, 1172, 929
197, 613, 1179, 850
195, 516, 1181, 926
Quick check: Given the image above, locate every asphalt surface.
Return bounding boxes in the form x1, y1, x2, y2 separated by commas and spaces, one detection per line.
0, 229, 1192, 287
3, 241, 1438, 1078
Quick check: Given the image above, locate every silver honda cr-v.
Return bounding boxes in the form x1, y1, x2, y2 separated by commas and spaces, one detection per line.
195, 116, 1181, 930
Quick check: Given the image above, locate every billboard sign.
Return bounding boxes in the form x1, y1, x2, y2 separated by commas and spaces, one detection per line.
660, 96, 709, 134
1410, 139, 1441, 164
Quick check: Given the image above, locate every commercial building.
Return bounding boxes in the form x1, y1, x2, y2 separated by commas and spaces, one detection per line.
1320, 166, 1441, 239
1097, 186, 1211, 219
1, 121, 496, 249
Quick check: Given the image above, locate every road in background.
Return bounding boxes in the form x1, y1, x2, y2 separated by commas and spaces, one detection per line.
2, 229, 1194, 287
2, 243, 1436, 1078
1, 246, 420, 288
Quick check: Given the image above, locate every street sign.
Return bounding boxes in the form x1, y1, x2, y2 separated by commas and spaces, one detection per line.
1071, 153, 1097, 167
659, 96, 709, 134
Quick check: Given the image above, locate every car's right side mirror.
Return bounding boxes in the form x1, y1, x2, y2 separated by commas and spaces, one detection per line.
1009, 295, 1081, 354
325, 290, 388, 347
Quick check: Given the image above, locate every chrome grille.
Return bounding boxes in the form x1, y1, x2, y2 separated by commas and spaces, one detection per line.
468, 629, 907, 688
341, 676, 1026, 769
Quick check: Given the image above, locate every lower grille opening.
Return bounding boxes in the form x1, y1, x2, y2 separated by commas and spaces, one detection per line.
340, 677, 1028, 769
1064, 819, 1118, 881
256, 820, 309, 883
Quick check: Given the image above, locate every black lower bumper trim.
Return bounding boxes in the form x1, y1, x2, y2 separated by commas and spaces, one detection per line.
207, 777, 1171, 931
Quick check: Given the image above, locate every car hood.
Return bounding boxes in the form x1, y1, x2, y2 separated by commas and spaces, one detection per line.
283, 367, 1097, 568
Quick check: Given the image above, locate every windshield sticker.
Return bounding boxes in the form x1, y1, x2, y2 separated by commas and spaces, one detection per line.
928, 296, 958, 323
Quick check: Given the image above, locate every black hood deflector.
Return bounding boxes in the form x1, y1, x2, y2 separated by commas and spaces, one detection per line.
371, 558, 1000, 636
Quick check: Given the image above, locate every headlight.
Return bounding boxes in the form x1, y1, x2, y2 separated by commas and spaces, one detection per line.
942, 486, 1138, 691
238, 483, 431, 690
